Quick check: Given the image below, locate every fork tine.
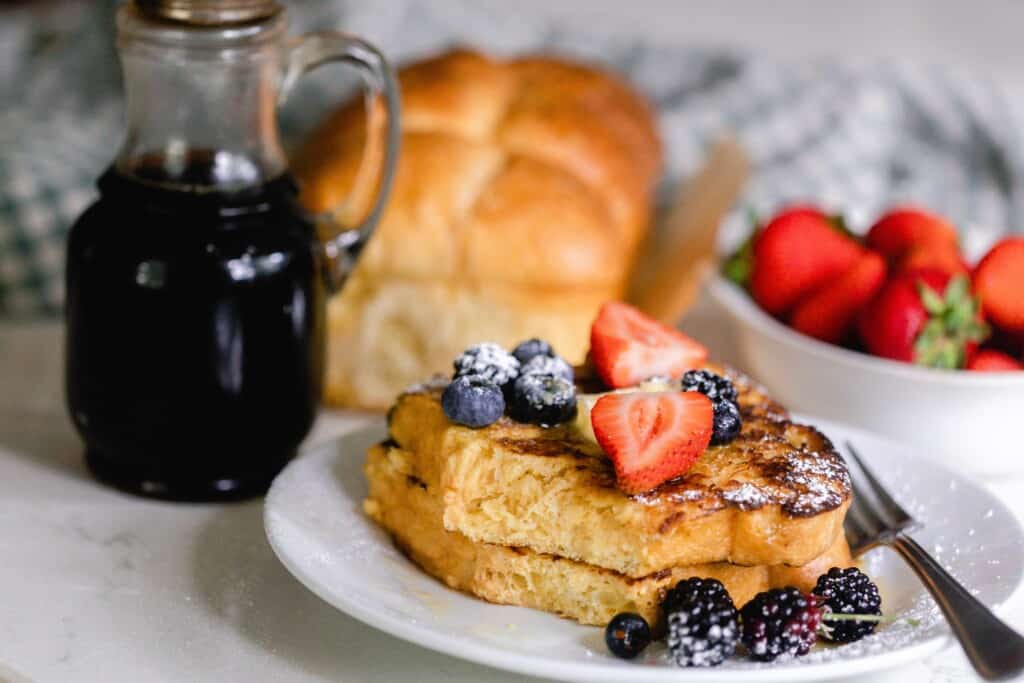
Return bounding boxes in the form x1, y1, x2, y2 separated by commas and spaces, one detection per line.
845, 441, 916, 529
846, 473, 887, 535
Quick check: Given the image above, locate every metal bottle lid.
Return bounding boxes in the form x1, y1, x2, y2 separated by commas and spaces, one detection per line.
135, 0, 282, 26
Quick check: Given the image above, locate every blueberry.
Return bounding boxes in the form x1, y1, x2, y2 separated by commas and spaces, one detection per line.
605, 612, 651, 659
520, 354, 574, 383
711, 399, 742, 445
453, 343, 520, 387
511, 338, 555, 365
441, 375, 505, 428
509, 373, 576, 426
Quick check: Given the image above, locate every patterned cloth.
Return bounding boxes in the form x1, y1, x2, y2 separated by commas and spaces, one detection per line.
2, 0, 1023, 316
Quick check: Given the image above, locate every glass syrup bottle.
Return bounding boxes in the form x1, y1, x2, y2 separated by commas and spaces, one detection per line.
65, 0, 399, 500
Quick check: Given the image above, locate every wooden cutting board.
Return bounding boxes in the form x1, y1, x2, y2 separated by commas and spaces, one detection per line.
628, 138, 749, 324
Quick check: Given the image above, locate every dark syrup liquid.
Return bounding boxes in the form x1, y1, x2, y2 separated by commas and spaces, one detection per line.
65, 157, 324, 501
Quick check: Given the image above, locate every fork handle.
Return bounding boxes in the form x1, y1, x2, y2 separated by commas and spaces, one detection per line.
891, 534, 1024, 681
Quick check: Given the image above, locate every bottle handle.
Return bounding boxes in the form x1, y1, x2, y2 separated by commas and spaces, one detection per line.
280, 32, 401, 292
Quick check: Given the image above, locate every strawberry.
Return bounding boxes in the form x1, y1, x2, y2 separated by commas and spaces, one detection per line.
589, 302, 707, 388
897, 241, 969, 277
857, 269, 989, 368
973, 237, 1024, 334
590, 391, 714, 494
749, 207, 863, 316
789, 251, 887, 344
966, 349, 1023, 372
866, 206, 959, 260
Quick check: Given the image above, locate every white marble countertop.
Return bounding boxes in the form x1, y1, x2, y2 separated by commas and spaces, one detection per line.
1, 304, 1023, 683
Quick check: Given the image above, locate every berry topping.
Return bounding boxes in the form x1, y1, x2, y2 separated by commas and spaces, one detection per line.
812, 567, 882, 643
590, 391, 713, 494
441, 375, 505, 428
681, 370, 742, 445
520, 354, 574, 382
967, 349, 1023, 372
750, 206, 863, 316
590, 302, 707, 389
509, 373, 577, 427
680, 369, 738, 404
739, 587, 822, 661
511, 338, 555, 365
604, 612, 651, 659
710, 398, 742, 445
663, 578, 739, 667
453, 343, 520, 386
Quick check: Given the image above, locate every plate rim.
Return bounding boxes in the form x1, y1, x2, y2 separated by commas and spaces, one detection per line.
264, 415, 1024, 682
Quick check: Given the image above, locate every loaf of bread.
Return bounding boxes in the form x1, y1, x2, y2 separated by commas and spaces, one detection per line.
293, 49, 662, 409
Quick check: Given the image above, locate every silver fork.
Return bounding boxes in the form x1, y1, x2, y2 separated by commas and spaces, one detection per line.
843, 442, 1024, 681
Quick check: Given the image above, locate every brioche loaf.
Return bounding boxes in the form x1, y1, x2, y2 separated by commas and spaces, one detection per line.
293, 49, 661, 409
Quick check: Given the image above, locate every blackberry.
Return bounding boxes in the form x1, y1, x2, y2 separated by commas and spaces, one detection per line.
604, 612, 651, 659
813, 567, 882, 643
520, 354, 574, 383
710, 399, 742, 445
739, 587, 822, 661
511, 338, 555, 365
453, 343, 520, 386
441, 375, 505, 428
681, 369, 738, 404
682, 370, 742, 445
508, 373, 576, 426
663, 578, 739, 667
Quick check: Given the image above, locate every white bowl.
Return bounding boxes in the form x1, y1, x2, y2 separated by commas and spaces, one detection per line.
707, 275, 1024, 480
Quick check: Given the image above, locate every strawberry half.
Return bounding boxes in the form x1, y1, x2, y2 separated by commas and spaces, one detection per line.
591, 391, 714, 494
966, 349, 1023, 372
589, 301, 707, 388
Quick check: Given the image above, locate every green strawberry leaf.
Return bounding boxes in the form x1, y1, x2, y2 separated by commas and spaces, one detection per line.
721, 207, 761, 288
918, 282, 946, 316
827, 212, 857, 241
913, 274, 991, 369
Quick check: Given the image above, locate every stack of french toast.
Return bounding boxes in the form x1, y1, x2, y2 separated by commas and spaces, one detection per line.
364, 303, 854, 630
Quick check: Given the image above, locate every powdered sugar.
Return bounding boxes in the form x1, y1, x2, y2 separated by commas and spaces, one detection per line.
722, 482, 770, 510
453, 342, 520, 385
519, 354, 574, 382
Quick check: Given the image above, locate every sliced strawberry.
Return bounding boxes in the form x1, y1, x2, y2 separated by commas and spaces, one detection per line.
590, 391, 714, 494
750, 208, 863, 316
973, 237, 1024, 334
866, 206, 959, 259
966, 349, 1023, 372
789, 251, 887, 344
589, 302, 707, 388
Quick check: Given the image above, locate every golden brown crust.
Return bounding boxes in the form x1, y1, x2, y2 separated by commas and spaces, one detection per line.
365, 442, 855, 627
385, 363, 852, 577
293, 49, 662, 409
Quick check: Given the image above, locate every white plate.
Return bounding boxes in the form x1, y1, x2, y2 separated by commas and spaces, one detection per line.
264, 417, 1024, 682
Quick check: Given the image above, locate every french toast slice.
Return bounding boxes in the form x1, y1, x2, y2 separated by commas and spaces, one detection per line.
386, 364, 851, 577
364, 441, 854, 627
